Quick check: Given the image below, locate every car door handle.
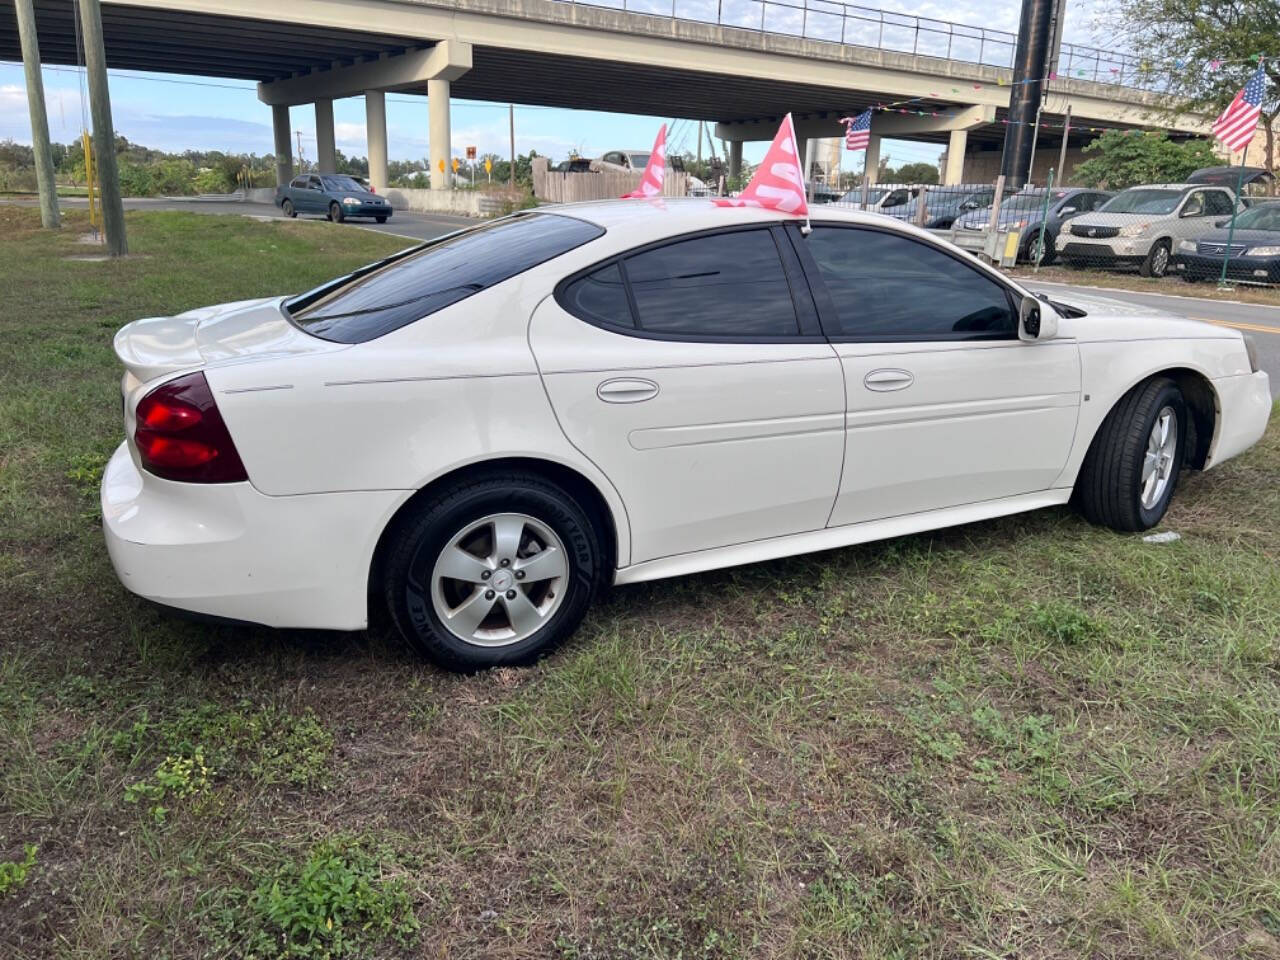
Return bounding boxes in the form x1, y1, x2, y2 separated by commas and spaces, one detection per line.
863, 368, 914, 392
597, 378, 659, 403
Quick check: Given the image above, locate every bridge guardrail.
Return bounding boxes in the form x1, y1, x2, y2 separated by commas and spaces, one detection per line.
557, 0, 1154, 89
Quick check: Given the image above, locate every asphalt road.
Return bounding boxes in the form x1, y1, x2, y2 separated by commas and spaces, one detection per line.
13, 195, 471, 244
1025, 279, 1280, 397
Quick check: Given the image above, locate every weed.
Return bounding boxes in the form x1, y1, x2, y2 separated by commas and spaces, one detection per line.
0, 844, 37, 897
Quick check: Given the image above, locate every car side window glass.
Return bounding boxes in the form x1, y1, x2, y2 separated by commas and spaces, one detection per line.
1206, 191, 1235, 215
1182, 191, 1205, 216
805, 226, 1015, 339
560, 263, 634, 329
290, 177, 307, 189
621, 229, 800, 337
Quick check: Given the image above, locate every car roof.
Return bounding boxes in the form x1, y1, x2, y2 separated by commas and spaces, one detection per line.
541, 197, 934, 234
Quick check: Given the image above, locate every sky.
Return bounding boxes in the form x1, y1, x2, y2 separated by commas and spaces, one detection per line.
0, 0, 1105, 173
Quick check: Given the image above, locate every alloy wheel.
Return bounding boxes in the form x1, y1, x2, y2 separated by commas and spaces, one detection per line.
429, 513, 569, 646
1140, 406, 1177, 509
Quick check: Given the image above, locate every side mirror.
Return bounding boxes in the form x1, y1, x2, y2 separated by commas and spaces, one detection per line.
961, 200, 978, 210
1180, 206, 1202, 218
1019, 294, 1059, 342
1213, 218, 1229, 228
1059, 205, 1077, 216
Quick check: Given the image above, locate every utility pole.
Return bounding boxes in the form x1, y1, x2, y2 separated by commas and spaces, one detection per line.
697, 122, 702, 167
15, 0, 59, 228
77, 0, 125, 255
508, 104, 515, 189
999, 0, 1054, 191
296, 130, 305, 170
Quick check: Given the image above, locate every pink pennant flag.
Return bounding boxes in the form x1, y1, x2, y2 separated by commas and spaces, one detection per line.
712, 113, 808, 218
620, 123, 667, 199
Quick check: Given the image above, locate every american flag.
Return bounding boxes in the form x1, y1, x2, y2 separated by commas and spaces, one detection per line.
840, 109, 873, 152
1212, 63, 1267, 153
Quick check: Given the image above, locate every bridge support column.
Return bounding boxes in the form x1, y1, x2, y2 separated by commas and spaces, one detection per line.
864, 135, 881, 184
365, 90, 388, 192
315, 98, 336, 172
944, 129, 967, 185
272, 104, 292, 188
428, 78, 451, 189
728, 140, 742, 181
15, 0, 59, 228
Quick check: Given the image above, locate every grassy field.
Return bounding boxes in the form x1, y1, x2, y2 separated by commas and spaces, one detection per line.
1, 206, 1279, 960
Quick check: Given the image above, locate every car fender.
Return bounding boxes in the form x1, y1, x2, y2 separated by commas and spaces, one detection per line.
1051, 336, 1248, 488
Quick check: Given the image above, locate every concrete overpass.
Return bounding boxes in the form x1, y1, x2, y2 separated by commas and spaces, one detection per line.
2, 0, 1208, 191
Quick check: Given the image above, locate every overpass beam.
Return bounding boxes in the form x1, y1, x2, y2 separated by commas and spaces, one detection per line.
272, 104, 292, 188
14, 0, 59, 228
366, 90, 388, 192
944, 129, 967, 185
315, 98, 336, 172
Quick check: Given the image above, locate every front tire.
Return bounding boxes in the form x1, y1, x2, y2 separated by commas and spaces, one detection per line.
329, 201, 344, 223
1139, 239, 1171, 277
1077, 377, 1187, 532
381, 473, 604, 671
376, 215, 388, 223
1025, 231, 1055, 266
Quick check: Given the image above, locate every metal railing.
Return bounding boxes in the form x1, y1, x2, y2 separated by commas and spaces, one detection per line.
558, 0, 1153, 90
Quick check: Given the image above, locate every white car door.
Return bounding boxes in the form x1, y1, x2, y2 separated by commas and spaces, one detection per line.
791, 223, 1081, 526
530, 225, 846, 564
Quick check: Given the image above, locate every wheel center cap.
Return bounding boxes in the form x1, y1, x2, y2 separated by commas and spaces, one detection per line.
492, 569, 514, 591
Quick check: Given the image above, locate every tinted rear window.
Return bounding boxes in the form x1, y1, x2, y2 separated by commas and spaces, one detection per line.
285, 213, 604, 343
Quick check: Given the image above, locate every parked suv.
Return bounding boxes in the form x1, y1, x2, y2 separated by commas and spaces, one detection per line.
1057, 184, 1236, 277
837, 183, 921, 216
896, 184, 995, 228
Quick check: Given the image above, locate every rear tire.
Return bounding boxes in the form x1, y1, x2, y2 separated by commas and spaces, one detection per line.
1139, 239, 1171, 278
329, 201, 344, 223
281, 199, 295, 218
1076, 377, 1187, 532
381, 473, 604, 671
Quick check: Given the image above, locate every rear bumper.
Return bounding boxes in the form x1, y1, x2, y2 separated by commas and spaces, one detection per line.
1208, 371, 1272, 469
101, 442, 406, 630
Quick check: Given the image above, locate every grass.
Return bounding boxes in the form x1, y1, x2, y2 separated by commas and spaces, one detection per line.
1, 205, 1279, 959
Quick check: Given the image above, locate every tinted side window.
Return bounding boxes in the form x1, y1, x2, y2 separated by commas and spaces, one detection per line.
623, 229, 799, 337
287, 213, 604, 343
805, 227, 1015, 339
290, 176, 307, 189
1206, 191, 1235, 215
561, 263, 633, 329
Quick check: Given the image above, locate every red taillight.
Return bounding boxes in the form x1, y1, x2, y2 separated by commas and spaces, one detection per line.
133, 372, 248, 483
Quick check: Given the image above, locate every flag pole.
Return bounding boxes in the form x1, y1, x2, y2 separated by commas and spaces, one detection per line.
1218, 144, 1248, 290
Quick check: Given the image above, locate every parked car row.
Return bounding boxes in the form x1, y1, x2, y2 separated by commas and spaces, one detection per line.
837, 178, 1279, 284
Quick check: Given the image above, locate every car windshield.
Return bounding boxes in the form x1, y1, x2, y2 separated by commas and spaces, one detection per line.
285, 213, 604, 343
1234, 204, 1280, 231
1100, 189, 1183, 215
321, 175, 366, 192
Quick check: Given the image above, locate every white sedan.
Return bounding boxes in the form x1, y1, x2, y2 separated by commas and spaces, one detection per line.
102, 201, 1272, 670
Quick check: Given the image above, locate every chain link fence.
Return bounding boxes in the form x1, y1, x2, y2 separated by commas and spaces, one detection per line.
816, 175, 1280, 288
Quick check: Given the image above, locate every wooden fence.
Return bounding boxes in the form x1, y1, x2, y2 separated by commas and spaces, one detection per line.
532, 158, 690, 203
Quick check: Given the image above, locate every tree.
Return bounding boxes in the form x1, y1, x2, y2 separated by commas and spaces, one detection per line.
1071, 130, 1220, 188
1104, 0, 1279, 172
889, 161, 939, 184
